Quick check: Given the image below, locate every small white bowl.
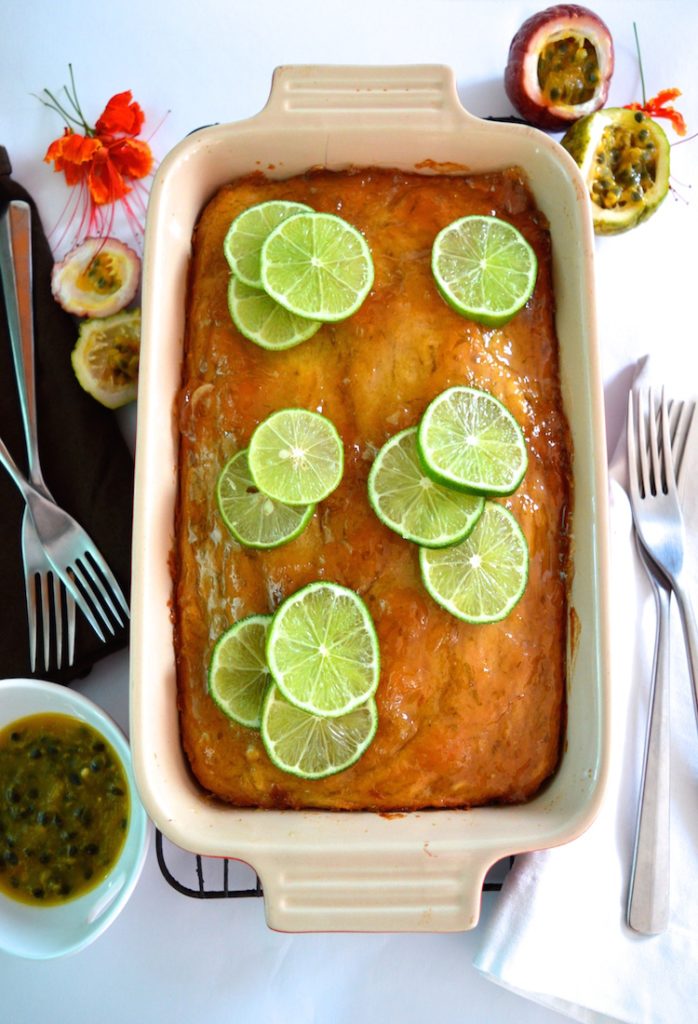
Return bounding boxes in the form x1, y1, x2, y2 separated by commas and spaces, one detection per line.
0, 679, 150, 960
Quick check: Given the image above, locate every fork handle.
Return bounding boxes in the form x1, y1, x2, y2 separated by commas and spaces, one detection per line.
627, 576, 671, 935
0, 201, 47, 492
671, 579, 698, 729
0, 431, 37, 502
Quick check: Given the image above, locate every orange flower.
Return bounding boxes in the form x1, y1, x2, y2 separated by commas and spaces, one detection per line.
95, 90, 146, 137
39, 67, 155, 248
44, 129, 102, 186
625, 88, 687, 136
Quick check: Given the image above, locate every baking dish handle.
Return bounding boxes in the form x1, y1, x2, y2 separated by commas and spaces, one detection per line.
260, 64, 475, 129
257, 845, 496, 933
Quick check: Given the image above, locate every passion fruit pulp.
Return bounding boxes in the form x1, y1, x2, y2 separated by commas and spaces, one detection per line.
51, 237, 140, 318
505, 4, 614, 130
71, 308, 140, 408
562, 108, 670, 234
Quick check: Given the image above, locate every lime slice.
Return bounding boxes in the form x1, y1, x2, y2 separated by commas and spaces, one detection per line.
227, 276, 322, 350
223, 200, 312, 288
417, 386, 528, 496
70, 308, 140, 409
260, 212, 374, 322
247, 408, 343, 506
261, 685, 378, 779
208, 615, 272, 728
419, 501, 529, 623
561, 108, 670, 235
431, 214, 537, 326
367, 426, 485, 547
267, 581, 380, 718
216, 449, 315, 549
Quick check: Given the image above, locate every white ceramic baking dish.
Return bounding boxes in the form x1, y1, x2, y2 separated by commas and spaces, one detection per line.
130, 64, 611, 933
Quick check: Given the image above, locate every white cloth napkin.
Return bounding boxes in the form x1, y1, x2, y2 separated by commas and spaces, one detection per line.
472, 358, 698, 1024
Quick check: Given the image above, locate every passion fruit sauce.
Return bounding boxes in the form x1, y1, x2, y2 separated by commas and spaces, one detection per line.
0, 713, 129, 905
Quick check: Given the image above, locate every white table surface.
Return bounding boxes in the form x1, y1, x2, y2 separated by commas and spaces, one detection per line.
2, 2, 697, 1021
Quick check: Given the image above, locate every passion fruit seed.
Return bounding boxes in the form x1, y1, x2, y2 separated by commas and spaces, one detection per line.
504, 4, 615, 131
51, 236, 140, 318
70, 308, 141, 408
561, 107, 670, 234
537, 35, 599, 107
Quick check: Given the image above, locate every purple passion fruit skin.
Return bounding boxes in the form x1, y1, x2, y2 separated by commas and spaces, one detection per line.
51, 237, 140, 318
505, 4, 614, 131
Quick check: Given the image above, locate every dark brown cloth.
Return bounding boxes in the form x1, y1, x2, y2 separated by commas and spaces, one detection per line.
0, 146, 133, 683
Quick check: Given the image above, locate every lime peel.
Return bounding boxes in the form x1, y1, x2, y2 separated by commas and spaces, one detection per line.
224, 200, 313, 288
417, 385, 528, 496
266, 581, 380, 718
247, 408, 344, 506
260, 685, 378, 780
431, 214, 537, 326
367, 426, 485, 547
208, 615, 272, 729
260, 211, 374, 322
419, 501, 529, 624
216, 449, 315, 549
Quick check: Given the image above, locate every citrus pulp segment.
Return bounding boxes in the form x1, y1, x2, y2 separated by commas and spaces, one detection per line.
367, 426, 485, 547
431, 214, 537, 326
260, 211, 374, 322
208, 615, 272, 728
247, 408, 344, 506
266, 581, 380, 718
227, 276, 322, 350
261, 686, 378, 779
417, 385, 528, 496
223, 200, 313, 287
419, 501, 529, 624
216, 449, 315, 549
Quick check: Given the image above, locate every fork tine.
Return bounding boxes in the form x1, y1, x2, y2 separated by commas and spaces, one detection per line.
672, 401, 695, 481
67, 589, 76, 667
51, 572, 63, 670
62, 569, 106, 642
38, 571, 51, 672
627, 391, 639, 503
83, 547, 130, 617
24, 570, 37, 673
660, 390, 679, 499
647, 387, 662, 496
82, 552, 127, 626
70, 561, 117, 635
636, 390, 652, 499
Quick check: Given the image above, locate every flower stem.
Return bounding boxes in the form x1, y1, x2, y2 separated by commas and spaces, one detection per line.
633, 22, 647, 107
35, 65, 94, 135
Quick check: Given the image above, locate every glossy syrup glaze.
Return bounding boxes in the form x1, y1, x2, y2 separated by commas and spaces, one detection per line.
174, 167, 572, 811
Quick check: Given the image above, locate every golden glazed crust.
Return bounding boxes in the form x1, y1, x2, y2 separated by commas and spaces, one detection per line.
174, 167, 572, 811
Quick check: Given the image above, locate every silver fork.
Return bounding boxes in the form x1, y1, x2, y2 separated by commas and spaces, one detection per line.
626, 388, 698, 934
0, 436, 129, 641
626, 397, 693, 935
0, 199, 76, 670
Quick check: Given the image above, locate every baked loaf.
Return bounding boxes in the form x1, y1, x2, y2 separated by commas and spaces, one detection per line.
174, 167, 572, 810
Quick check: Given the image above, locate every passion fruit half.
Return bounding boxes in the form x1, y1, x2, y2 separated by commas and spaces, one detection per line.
505, 4, 614, 131
51, 237, 140, 318
71, 308, 140, 408
562, 108, 670, 234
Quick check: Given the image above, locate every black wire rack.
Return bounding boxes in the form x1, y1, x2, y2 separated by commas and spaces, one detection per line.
155, 829, 513, 901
